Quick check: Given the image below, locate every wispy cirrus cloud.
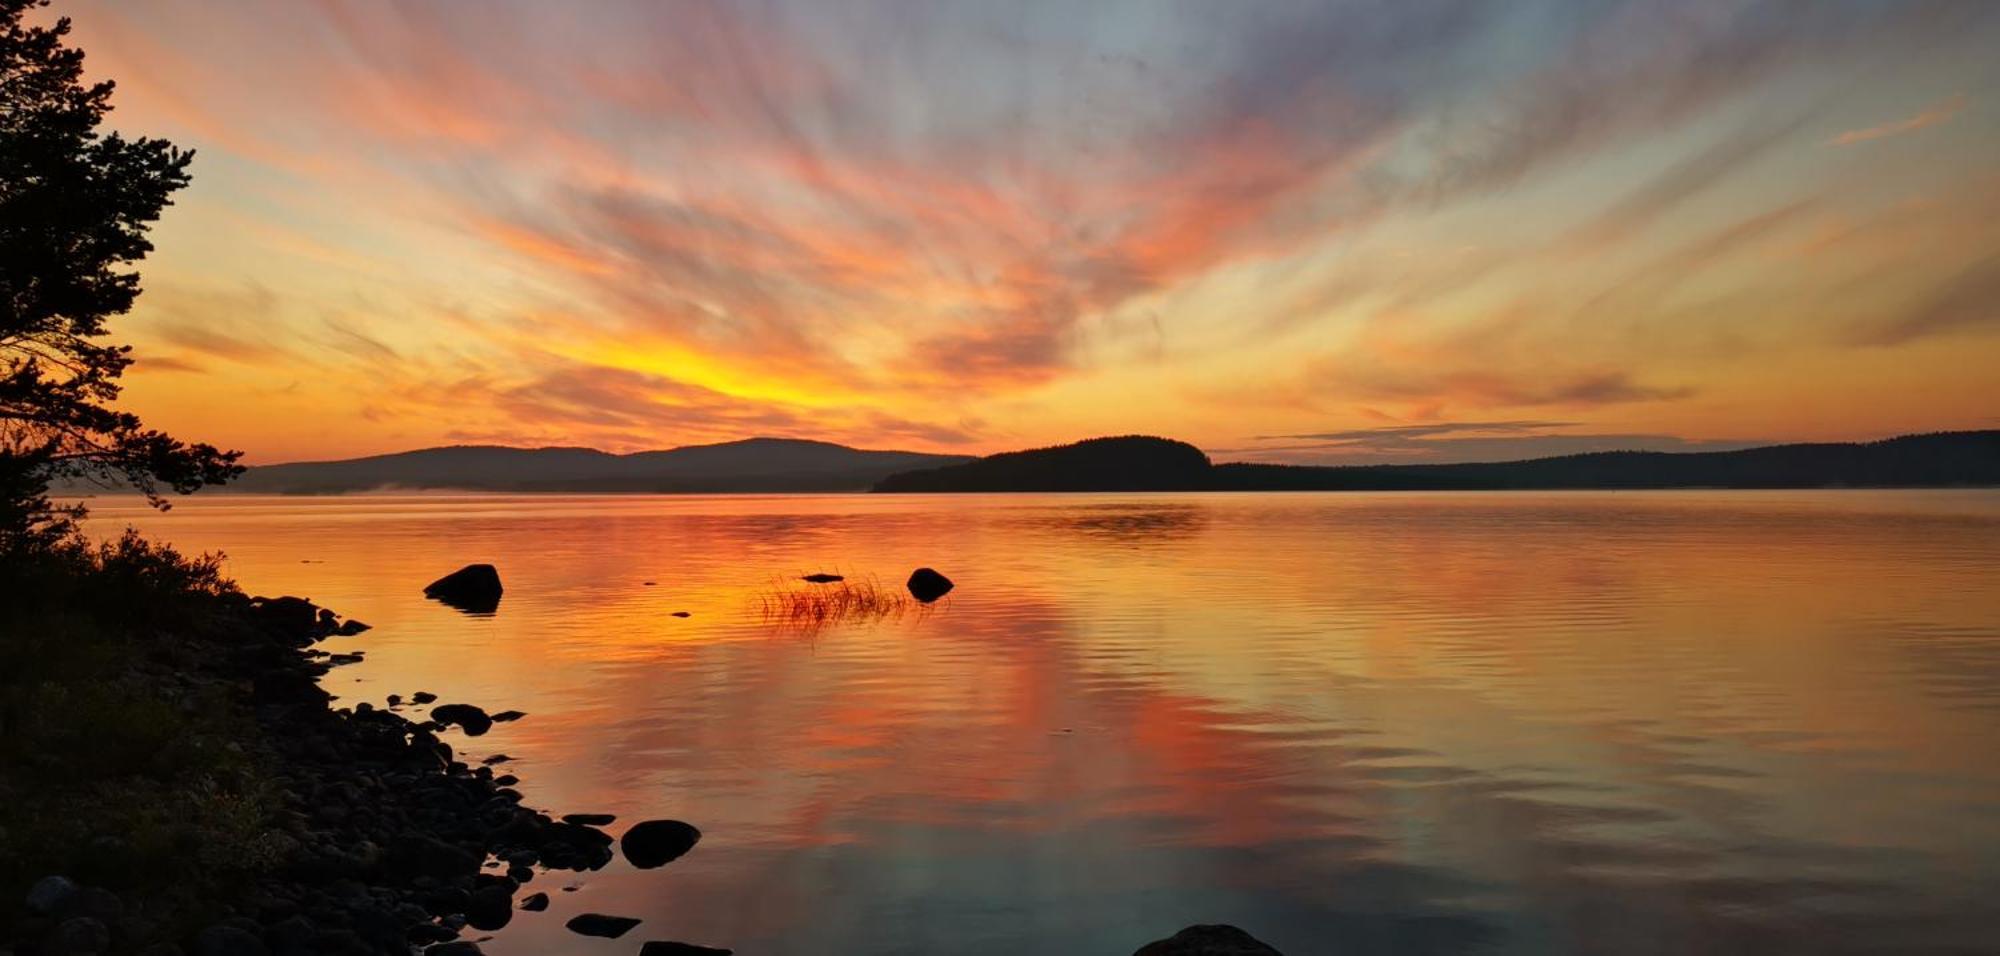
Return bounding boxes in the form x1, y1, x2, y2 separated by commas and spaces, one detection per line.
1828, 93, 1966, 146
53, 0, 2000, 461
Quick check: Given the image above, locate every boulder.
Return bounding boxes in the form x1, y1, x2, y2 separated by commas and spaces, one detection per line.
801, 573, 843, 583
424, 943, 484, 956
565, 913, 643, 938
412, 691, 438, 704
641, 943, 734, 956
25, 875, 78, 914
194, 924, 270, 956
335, 619, 371, 636
490, 710, 527, 723
430, 704, 493, 737
1132, 925, 1283, 956
423, 565, 503, 613
561, 813, 616, 826
620, 820, 701, 869
519, 892, 550, 912
465, 884, 513, 931
906, 567, 954, 603
45, 916, 110, 955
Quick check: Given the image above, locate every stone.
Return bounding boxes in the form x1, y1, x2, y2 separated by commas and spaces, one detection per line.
1131, 925, 1283, 956
423, 565, 503, 613
465, 885, 513, 931
412, 691, 438, 704
252, 596, 320, 635
194, 924, 270, 956
489, 711, 526, 723
335, 619, 371, 636
670, 611, 691, 618
423, 943, 483, 956
430, 704, 493, 737
906, 567, 954, 603
801, 573, 843, 583
565, 914, 642, 938
640, 943, 734, 956
561, 813, 615, 826
519, 892, 549, 912
619, 820, 701, 869
45, 917, 110, 955
25, 875, 78, 915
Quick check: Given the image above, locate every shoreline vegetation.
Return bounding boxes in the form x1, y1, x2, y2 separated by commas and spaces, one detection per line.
0, 534, 725, 956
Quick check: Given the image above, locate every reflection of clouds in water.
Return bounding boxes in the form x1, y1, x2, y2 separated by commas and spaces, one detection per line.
85, 492, 2000, 956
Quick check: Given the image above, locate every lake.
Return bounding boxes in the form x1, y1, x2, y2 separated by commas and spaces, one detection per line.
83, 490, 2000, 955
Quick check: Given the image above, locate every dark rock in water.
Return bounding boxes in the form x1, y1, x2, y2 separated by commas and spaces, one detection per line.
412, 691, 438, 704
26, 874, 79, 914
47, 916, 111, 955
620, 819, 701, 869
565, 913, 642, 938
430, 704, 493, 737
424, 943, 484, 956
482, 754, 512, 765
494, 774, 519, 787
519, 891, 549, 912
423, 564, 503, 613
562, 812, 616, 826
670, 611, 691, 618
386, 693, 403, 706
801, 573, 844, 583
335, 618, 371, 636
490, 710, 527, 723
194, 923, 270, 956
1131, 924, 1283, 956
906, 567, 954, 603
641, 942, 735, 956
465, 884, 513, 931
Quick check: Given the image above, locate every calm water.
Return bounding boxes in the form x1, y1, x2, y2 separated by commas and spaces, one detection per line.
85, 491, 2000, 955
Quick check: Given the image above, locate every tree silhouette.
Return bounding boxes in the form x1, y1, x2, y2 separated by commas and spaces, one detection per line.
1, 0, 240, 540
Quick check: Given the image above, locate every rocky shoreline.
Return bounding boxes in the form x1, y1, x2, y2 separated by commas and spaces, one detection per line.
6, 591, 718, 956
4, 582, 1280, 956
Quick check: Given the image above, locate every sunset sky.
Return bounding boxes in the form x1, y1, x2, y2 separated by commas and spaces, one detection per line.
60, 0, 2000, 464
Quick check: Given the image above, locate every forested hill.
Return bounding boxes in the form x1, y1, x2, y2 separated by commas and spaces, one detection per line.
226, 439, 972, 494
873, 431, 2000, 493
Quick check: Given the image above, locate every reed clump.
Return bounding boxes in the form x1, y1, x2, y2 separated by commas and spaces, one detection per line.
756, 574, 920, 630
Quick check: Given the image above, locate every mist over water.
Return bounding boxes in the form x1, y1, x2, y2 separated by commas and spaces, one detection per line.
87, 491, 2000, 955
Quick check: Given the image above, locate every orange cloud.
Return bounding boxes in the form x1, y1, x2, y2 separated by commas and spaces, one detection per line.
1828, 94, 1966, 146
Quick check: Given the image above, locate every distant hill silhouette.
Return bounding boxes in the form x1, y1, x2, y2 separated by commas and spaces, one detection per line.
872, 436, 1212, 492
229, 438, 972, 494
873, 431, 2000, 493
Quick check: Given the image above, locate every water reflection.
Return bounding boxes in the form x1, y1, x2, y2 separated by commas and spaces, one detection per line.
86, 491, 2000, 955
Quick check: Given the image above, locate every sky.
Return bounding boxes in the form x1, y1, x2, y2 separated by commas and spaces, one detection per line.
56, 0, 2000, 465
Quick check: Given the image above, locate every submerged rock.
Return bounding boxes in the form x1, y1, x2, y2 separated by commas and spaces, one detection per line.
1132, 925, 1283, 956
565, 913, 642, 938
906, 567, 954, 603
619, 820, 701, 869
430, 704, 493, 737
423, 565, 503, 613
